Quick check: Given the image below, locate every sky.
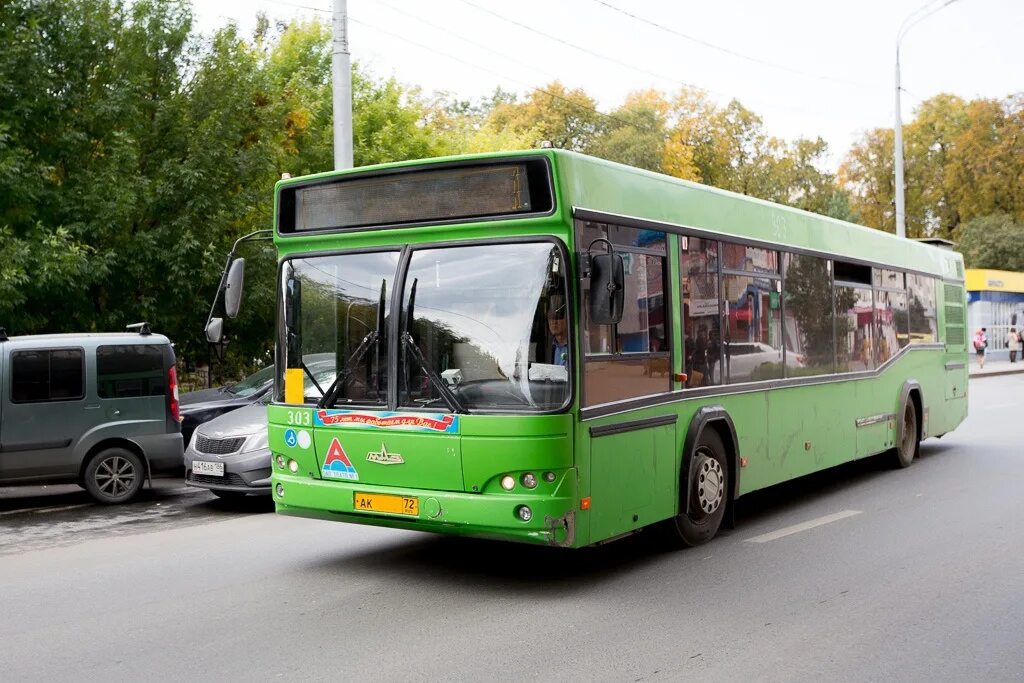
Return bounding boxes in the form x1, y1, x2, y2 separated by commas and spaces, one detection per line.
191, 0, 1024, 170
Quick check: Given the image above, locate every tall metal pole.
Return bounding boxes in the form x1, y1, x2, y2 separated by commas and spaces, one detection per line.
893, 0, 962, 239
894, 48, 906, 239
332, 0, 353, 170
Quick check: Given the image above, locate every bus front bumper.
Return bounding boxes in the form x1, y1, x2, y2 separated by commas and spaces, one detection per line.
272, 474, 579, 547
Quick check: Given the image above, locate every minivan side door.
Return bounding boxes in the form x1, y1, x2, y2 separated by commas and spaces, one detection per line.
0, 346, 88, 480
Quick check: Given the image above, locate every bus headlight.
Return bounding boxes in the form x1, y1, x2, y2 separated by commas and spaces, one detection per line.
520, 472, 537, 489
288, 459, 299, 473
516, 505, 533, 522
500, 475, 515, 491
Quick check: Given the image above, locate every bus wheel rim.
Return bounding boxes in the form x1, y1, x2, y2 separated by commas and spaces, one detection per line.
693, 450, 724, 517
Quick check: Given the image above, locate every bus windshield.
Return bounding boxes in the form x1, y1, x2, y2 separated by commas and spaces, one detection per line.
399, 242, 569, 412
281, 241, 569, 412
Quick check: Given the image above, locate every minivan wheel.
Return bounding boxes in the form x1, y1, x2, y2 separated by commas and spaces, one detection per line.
84, 448, 145, 504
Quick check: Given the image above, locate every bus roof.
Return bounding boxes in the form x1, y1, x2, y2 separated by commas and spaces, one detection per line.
274, 148, 963, 281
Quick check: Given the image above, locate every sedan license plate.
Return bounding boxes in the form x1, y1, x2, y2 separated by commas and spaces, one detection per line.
353, 492, 418, 516
193, 460, 224, 477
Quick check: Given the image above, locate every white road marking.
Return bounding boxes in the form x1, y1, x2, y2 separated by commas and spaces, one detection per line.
0, 507, 49, 517
32, 504, 92, 514
745, 509, 863, 544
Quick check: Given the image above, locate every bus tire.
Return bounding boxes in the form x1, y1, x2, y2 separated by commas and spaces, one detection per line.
891, 399, 919, 469
83, 447, 145, 504
671, 428, 729, 546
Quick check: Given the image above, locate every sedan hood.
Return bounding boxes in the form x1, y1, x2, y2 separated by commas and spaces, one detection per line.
180, 386, 233, 406
197, 403, 269, 440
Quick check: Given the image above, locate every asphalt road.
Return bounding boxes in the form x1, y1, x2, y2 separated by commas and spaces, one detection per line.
2, 376, 1022, 682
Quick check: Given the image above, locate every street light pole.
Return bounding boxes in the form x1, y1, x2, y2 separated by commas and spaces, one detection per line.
894, 48, 906, 238
893, 0, 961, 239
332, 0, 353, 170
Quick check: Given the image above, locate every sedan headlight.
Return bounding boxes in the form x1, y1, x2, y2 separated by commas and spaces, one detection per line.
240, 431, 269, 453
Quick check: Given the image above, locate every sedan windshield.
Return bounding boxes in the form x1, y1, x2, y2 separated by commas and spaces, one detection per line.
227, 365, 275, 397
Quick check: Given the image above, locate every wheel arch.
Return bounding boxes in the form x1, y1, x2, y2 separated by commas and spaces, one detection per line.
898, 380, 923, 446
77, 438, 151, 485
682, 406, 740, 524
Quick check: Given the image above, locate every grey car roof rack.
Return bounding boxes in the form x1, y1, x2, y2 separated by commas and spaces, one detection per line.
125, 322, 152, 336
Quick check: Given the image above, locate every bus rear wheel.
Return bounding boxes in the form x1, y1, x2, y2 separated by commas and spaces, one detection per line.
891, 399, 920, 469
671, 428, 729, 547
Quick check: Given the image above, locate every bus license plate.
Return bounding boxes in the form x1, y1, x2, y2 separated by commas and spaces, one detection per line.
353, 492, 418, 516
193, 461, 224, 476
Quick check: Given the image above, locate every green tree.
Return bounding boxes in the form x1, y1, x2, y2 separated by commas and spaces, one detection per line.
588, 90, 669, 172
956, 213, 1024, 272
486, 81, 604, 151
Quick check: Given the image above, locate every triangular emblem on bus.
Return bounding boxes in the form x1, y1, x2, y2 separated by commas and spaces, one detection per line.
322, 438, 358, 480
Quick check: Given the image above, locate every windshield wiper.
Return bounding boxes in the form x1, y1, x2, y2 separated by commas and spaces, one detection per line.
317, 280, 386, 409
401, 278, 467, 414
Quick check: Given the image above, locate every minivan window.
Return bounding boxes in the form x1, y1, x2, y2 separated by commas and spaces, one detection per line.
11, 349, 85, 402
97, 345, 166, 399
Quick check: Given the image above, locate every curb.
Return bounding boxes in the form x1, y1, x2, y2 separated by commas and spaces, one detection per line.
969, 369, 1024, 379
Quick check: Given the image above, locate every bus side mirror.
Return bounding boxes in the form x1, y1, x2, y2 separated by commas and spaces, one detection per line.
206, 317, 224, 344
224, 258, 246, 319
589, 251, 624, 325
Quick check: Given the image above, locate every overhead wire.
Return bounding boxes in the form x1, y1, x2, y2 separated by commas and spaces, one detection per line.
256, 0, 660, 134
588, 0, 875, 90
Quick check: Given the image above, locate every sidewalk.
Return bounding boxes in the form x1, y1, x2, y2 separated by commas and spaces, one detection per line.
969, 358, 1024, 378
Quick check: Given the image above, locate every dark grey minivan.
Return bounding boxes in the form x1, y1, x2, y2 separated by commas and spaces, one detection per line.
0, 326, 183, 504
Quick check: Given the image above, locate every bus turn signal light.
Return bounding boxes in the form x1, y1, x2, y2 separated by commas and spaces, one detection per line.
580, 497, 591, 510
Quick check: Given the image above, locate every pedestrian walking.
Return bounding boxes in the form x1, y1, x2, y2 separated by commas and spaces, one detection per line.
972, 328, 987, 369
1009, 328, 1020, 363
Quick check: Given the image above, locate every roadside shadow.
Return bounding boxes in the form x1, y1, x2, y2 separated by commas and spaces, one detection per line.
307, 441, 964, 595
310, 525, 684, 597
200, 494, 275, 514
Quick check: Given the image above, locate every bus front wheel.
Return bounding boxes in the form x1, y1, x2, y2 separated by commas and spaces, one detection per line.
671, 428, 729, 546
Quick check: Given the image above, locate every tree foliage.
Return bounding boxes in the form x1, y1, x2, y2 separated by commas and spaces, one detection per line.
4, 0, 1022, 382
956, 213, 1024, 272
840, 93, 1024, 239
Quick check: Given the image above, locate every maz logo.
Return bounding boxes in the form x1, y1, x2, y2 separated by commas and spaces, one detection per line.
366, 443, 404, 465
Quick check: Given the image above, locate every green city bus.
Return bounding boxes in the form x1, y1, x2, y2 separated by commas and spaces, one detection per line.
259, 149, 967, 548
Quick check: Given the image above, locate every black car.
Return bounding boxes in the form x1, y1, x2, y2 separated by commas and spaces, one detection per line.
179, 365, 275, 445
